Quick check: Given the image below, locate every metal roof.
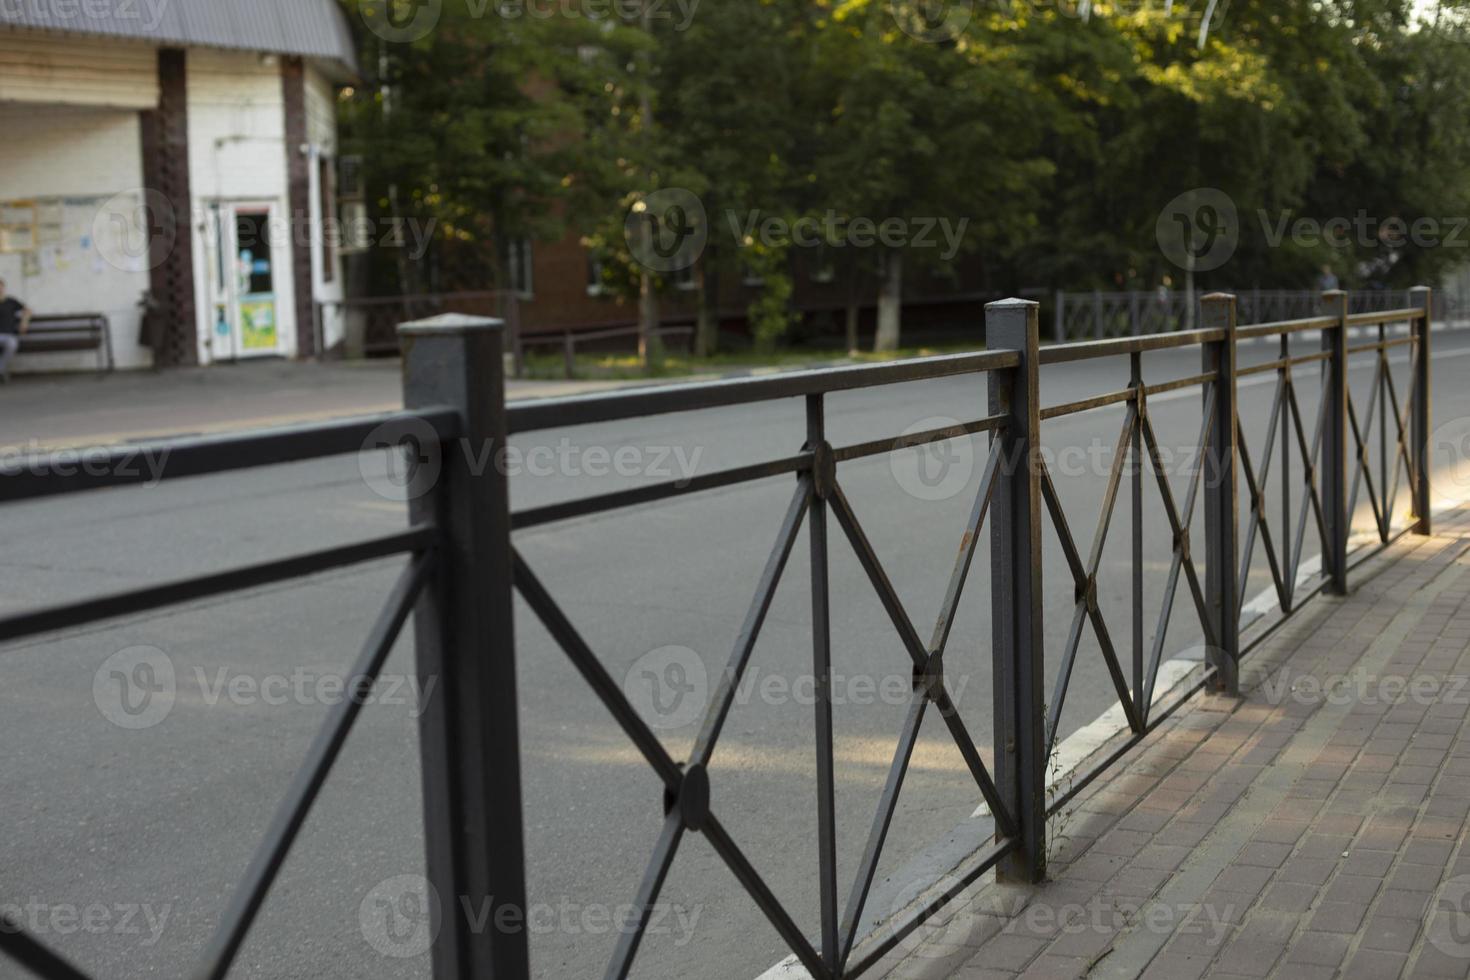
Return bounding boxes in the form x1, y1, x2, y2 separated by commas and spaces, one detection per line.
0, 0, 358, 75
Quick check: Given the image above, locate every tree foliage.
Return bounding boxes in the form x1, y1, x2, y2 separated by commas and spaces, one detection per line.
338, 0, 1470, 346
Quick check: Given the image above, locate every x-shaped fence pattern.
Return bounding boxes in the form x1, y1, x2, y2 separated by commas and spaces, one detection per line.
513, 423, 1017, 979
0, 291, 1434, 980
1038, 381, 1221, 766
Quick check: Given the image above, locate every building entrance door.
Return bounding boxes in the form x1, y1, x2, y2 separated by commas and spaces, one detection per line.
209, 203, 283, 360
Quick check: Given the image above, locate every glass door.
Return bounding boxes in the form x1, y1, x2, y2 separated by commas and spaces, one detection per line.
211, 204, 283, 360
231, 206, 280, 356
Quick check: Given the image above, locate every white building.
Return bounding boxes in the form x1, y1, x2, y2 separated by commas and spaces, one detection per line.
0, 1, 356, 369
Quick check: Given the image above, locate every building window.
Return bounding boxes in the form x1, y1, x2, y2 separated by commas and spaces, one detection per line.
508, 239, 534, 298
318, 157, 336, 283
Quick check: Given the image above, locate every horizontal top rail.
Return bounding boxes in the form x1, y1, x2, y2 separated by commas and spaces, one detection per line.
1037, 327, 1227, 366
1346, 307, 1426, 327
0, 408, 461, 504
506, 349, 1021, 434
521, 324, 695, 345
1235, 315, 1339, 340
0, 525, 437, 645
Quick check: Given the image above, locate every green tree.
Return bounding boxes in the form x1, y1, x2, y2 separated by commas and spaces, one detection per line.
338, 1, 647, 295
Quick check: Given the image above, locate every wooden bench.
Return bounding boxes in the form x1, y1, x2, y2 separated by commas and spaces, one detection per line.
19, 313, 115, 372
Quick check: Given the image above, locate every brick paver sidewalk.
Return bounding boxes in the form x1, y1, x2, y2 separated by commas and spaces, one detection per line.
882, 506, 1470, 980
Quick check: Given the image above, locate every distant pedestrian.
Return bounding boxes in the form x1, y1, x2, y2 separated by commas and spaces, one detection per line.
0, 278, 31, 382
1317, 265, 1340, 292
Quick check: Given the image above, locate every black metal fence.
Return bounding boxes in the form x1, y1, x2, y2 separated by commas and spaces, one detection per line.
0, 290, 1432, 979
1053, 286, 1455, 342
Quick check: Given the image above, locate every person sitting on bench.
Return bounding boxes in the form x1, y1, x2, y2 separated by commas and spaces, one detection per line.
0, 278, 31, 382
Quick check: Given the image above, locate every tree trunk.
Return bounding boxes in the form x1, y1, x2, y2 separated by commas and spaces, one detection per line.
1184, 252, 1196, 331
695, 260, 716, 358
874, 250, 903, 352
845, 268, 861, 353
638, 270, 663, 366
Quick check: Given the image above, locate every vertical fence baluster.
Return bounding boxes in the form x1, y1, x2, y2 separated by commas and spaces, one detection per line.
1130, 352, 1144, 716
1201, 294, 1240, 695
986, 299, 1046, 882
1411, 286, 1433, 535
401, 315, 529, 980
1321, 290, 1350, 593
1380, 318, 1389, 541
805, 393, 840, 972
1280, 332, 1292, 611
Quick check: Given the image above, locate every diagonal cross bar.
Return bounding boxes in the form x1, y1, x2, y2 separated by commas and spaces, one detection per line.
512, 552, 685, 791
604, 812, 685, 980
838, 692, 928, 969
1237, 419, 1290, 617
826, 482, 1014, 835
1037, 410, 1142, 759
1140, 388, 1220, 714
703, 816, 830, 979
927, 438, 1004, 659
195, 553, 433, 980
1287, 379, 1331, 593
0, 913, 92, 980
1346, 361, 1388, 541
1379, 358, 1419, 524
690, 479, 812, 768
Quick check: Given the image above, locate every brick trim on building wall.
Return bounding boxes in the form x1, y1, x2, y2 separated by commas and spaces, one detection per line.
282, 56, 315, 358
140, 47, 198, 366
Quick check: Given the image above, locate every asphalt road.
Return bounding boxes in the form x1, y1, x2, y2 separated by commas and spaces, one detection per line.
1, 326, 1466, 979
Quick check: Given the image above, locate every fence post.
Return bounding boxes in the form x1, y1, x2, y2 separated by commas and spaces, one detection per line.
1320, 290, 1350, 594
508, 294, 525, 379
1411, 286, 1433, 535
1200, 294, 1240, 694
986, 298, 1046, 883
399, 314, 528, 980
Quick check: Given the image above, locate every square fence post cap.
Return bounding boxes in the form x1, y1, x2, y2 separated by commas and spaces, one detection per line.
398, 313, 505, 336
1200, 292, 1236, 302
985, 298, 1040, 312
1320, 289, 1347, 299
